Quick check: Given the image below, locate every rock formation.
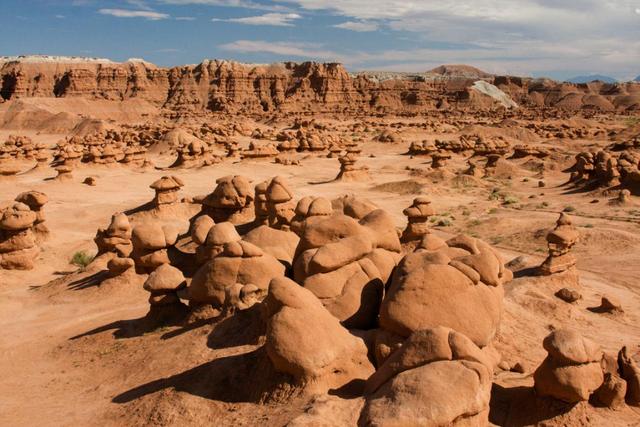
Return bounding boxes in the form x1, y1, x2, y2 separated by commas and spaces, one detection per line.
2, 58, 638, 115
14, 191, 48, 242
130, 222, 179, 273
533, 329, 604, 403
143, 263, 188, 320
94, 212, 135, 278
0, 202, 40, 270
263, 276, 374, 395
539, 213, 579, 275
265, 176, 295, 230
378, 234, 510, 362
188, 240, 284, 309
362, 327, 494, 426
150, 176, 184, 207
293, 206, 402, 329
335, 148, 369, 181
201, 175, 254, 224
400, 197, 435, 244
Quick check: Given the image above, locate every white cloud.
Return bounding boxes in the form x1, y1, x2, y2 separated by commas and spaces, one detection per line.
175, 16, 196, 20
218, 35, 640, 80
267, 0, 640, 78
126, 0, 153, 10
98, 8, 169, 20
214, 12, 301, 26
220, 40, 340, 59
55, 14, 65, 19
635, 7, 640, 13
333, 21, 378, 32
158, 0, 289, 11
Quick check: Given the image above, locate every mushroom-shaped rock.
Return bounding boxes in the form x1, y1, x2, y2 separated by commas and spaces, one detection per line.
143, 263, 186, 293
534, 329, 604, 403
539, 213, 579, 275
0, 202, 40, 270
331, 195, 378, 220
290, 196, 333, 235
361, 327, 493, 427
401, 197, 435, 243
150, 175, 184, 206
202, 175, 254, 224
266, 176, 294, 204
107, 257, 135, 277
263, 277, 374, 394
0, 203, 37, 231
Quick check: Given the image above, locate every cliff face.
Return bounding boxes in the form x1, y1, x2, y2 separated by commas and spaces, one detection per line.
1, 58, 638, 113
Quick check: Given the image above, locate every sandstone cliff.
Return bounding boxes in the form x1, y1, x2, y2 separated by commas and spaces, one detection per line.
1, 56, 638, 114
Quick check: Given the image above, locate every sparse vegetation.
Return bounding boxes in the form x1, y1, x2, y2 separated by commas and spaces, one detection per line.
436, 218, 452, 227
624, 116, 640, 127
503, 195, 519, 205
70, 251, 94, 270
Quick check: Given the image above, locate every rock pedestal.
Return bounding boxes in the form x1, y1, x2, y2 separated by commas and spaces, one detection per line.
400, 197, 435, 243
0, 202, 39, 270
150, 175, 184, 207
539, 213, 579, 275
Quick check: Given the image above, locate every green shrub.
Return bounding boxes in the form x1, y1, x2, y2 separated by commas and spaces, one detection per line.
70, 251, 94, 269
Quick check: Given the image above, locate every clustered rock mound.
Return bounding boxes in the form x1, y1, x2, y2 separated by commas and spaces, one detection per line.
78, 172, 640, 424
569, 148, 640, 194
54, 129, 153, 169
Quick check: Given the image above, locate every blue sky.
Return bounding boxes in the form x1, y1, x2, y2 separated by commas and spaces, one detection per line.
1, 0, 639, 80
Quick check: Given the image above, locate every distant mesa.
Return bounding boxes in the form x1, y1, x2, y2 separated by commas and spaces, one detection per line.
428, 64, 493, 79
565, 75, 618, 84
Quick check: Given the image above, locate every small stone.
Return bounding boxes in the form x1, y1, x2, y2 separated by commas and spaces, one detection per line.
555, 287, 582, 303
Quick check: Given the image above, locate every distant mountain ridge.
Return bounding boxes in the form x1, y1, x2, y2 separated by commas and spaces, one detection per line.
635, 75, 640, 82
565, 74, 618, 84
